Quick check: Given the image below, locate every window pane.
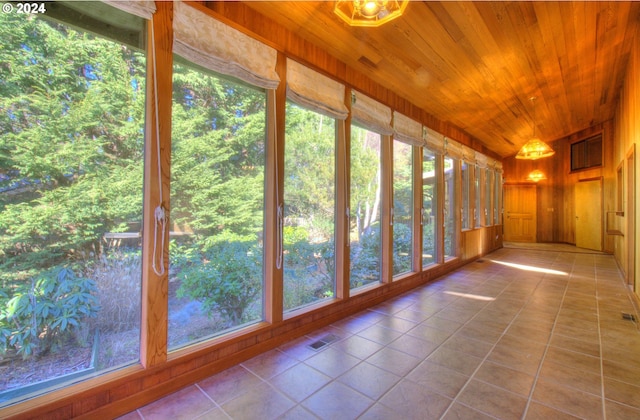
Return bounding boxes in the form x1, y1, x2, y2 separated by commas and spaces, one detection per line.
393, 140, 413, 276
494, 172, 502, 225
0, 5, 144, 401
485, 169, 493, 226
422, 149, 437, 267
283, 103, 335, 312
475, 165, 482, 228
169, 60, 266, 349
350, 126, 382, 289
461, 161, 471, 230
444, 158, 457, 258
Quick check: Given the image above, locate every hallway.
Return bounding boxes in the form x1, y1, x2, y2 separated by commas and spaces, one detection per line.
121, 246, 640, 419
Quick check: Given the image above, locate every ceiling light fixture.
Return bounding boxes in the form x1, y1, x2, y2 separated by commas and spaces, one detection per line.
527, 169, 547, 182
334, 0, 408, 27
516, 97, 555, 160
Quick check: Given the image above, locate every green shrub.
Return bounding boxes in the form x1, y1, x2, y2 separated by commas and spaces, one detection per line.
0, 267, 100, 358
176, 240, 262, 326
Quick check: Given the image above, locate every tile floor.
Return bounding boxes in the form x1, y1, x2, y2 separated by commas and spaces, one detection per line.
121, 246, 640, 420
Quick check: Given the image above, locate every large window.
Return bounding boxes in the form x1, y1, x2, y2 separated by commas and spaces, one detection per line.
474, 165, 482, 228
283, 103, 336, 312
169, 61, 266, 349
444, 157, 457, 258
494, 171, 502, 225
461, 160, 471, 230
0, 3, 145, 401
392, 140, 413, 275
350, 126, 382, 289
485, 168, 493, 226
422, 149, 437, 267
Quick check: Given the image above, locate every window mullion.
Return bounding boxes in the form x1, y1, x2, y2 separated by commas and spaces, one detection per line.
140, 3, 173, 368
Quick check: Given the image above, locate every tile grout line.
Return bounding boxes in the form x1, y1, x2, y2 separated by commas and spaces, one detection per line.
595, 255, 607, 420
437, 262, 555, 419
519, 251, 572, 419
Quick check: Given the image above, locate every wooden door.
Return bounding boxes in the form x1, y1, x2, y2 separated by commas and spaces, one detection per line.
575, 179, 602, 251
504, 185, 536, 242
627, 147, 636, 289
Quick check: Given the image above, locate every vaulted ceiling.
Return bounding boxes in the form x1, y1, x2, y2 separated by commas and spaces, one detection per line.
235, 1, 639, 158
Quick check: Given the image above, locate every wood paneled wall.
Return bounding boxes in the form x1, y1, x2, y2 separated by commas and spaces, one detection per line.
613, 32, 640, 299
502, 121, 616, 252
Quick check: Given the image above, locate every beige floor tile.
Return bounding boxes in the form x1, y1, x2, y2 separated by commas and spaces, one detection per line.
603, 377, 640, 410
538, 359, 602, 395
487, 345, 543, 375
139, 385, 215, 420
524, 402, 582, 419
531, 378, 603, 420
543, 345, 601, 375
387, 333, 439, 359
378, 379, 452, 419
366, 346, 421, 376
406, 360, 470, 398
548, 333, 600, 357
441, 402, 495, 420
303, 347, 360, 378
220, 381, 295, 420
337, 361, 401, 400
456, 379, 528, 420
441, 333, 494, 359
301, 382, 373, 419
270, 363, 331, 402
426, 347, 483, 376
473, 360, 535, 397
605, 399, 640, 419
198, 365, 263, 405
330, 334, 384, 360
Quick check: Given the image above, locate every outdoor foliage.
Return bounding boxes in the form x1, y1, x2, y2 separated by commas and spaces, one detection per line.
0, 9, 145, 370
176, 240, 262, 326
0, 267, 100, 358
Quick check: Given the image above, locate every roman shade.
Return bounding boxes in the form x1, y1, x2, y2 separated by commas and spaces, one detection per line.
424, 128, 445, 154
351, 91, 393, 135
173, 1, 280, 89
286, 59, 348, 120
393, 111, 424, 146
103, 0, 156, 19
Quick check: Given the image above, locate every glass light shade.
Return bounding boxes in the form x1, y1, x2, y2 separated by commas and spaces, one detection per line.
515, 137, 555, 160
334, 0, 408, 27
527, 169, 547, 182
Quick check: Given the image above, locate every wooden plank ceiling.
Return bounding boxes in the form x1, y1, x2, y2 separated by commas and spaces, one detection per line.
234, 1, 639, 158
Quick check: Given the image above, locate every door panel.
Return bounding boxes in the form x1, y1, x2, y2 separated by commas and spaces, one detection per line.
627, 147, 636, 289
575, 179, 602, 251
504, 185, 536, 242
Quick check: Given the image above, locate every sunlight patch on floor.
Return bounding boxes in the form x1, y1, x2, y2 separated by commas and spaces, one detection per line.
490, 259, 568, 276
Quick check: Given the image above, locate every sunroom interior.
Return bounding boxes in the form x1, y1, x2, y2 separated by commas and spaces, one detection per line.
0, 0, 639, 418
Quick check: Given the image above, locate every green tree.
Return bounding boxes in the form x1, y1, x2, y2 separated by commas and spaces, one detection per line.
0, 13, 146, 284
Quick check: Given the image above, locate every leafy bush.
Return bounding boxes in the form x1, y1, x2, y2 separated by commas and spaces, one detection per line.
176, 240, 262, 326
0, 267, 100, 358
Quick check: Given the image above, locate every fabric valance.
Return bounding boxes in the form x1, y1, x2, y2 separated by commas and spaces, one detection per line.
173, 1, 280, 89
286, 59, 348, 120
351, 91, 393, 136
424, 128, 445, 155
444, 137, 463, 159
103, 0, 156, 19
393, 111, 423, 146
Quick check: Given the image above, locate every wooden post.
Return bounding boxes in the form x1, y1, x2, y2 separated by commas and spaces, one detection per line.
140, 1, 173, 368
